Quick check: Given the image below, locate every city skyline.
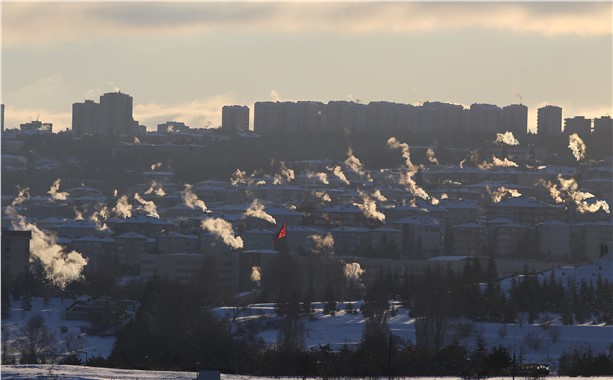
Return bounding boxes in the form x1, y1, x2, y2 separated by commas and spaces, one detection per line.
2, 2, 612, 132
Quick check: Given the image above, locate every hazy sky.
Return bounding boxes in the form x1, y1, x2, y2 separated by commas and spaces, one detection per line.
2, 2, 612, 132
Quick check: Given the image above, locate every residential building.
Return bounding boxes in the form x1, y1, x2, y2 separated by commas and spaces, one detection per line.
593, 116, 613, 135
502, 104, 528, 136
72, 100, 98, 136
222, 105, 249, 133
20, 120, 52, 134
1, 229, 31, 279
98, 91, 134, 136
537, 105, 562, 136
564, 116, 591, 136
535, 221, 570, 261
468, 103, 503, 133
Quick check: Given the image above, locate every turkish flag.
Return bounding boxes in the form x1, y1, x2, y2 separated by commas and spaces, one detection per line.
273, 220, 287, 243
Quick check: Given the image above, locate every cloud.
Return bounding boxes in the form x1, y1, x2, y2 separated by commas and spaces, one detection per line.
3, 3, 610, 49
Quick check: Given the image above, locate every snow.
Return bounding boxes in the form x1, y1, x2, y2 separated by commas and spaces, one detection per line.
0, 365, 604, 380
2, 297, 116, 361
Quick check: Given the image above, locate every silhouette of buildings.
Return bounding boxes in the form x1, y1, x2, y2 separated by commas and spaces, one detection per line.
1, 104, 4, 132
564, 116, 591, 136
72, 91, 135, 136
221, 105, 249, 133
593, 115, 612, 135
537, 105, 562, 136
502, 104, 528, 136
20, 120, 53, 134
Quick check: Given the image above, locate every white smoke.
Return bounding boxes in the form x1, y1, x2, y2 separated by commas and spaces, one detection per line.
9, 214, 87, 289
492, 156, 519, 168
134, 137, 141, 144
487, 186, 522, 203
313, 191, 332, 203
387, 137, 430, 199
328, 165, 350, 185
250, 266, 261, 282
134, 193, 159, 218
273, 162, 295, 185
568, 133, 586, 161
47, 179, 69, 201
307, 171, 329, 185
113, 189, 118, 198
112, 195, 132, 218
11, 187, 30, 207
150, 162, 162, 171
426, 147, 439, 164
309, 233, 334, 254
539, 175, 610, 213
144, 180, 166, 197
371, 189, 387, 202
183, 184, 208, 212
231, 169, 247, 186
245, 199, 276, 225
90, 203, 110, 231
430, 197, 440, 205
494, 131, 520, 146
201, 218, 244, 249
353, 190, 386, 222
344, 147, 365, 177
344, 262, 365, 281
73, 208, 84, 221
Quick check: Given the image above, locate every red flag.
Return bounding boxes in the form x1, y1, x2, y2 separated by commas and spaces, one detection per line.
273, 221, 287, 243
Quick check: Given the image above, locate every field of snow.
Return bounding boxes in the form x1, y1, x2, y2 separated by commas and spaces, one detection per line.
0, 365, 608, 380
1, 296, 116, 361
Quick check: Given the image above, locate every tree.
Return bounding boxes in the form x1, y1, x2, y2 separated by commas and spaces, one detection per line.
14, 314, 56, 364
276, 291, 306, 354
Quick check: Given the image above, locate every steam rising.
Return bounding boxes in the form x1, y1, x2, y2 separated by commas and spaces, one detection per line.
353, 190, 386, 222
250, 266, 261, 282
387, 137, 430, 199
12, 187, 30, 207
273, 162, 295, 185
313, 191, 332, 203
150, 162, 162, 171
371, 189, 387, 202
426, 147, 439, 164
328, 165, 350, 185
112, 195, 132, 218
90, 203, 110, 231
492, 156, 519, 168
183, 184, 208, 212
144, 180, 166, 197
48, 179, 69, 201
245, 199, 276, 224
307, 171, 329, 185
487, 186, 522, 203
568, 133, 586, 161
134, 193, 159, 218
494, 131, 519, 146
201, 218, 244, 249
231, 169, 246, 186
309, 233, 334, 254
344, 147, 365, 177
344, 262, 365, 281
539, 175, 610, 213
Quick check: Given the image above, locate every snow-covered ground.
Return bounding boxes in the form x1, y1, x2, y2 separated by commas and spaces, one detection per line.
0, 365, 608, 380
1, 297, 116, 361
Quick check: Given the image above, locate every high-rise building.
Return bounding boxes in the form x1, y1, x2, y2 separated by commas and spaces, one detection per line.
564, 116, 591, 136
593, 116, 613, 135
325, 101, 367, 133
221, 105, 249, 133
468, 103, 503, 133
537, 105, 562, 136
72, 99, 98, 136
367, 101, 413, 132
1, 104, 4, 133
1, 229, 32, 279
502, 104, 528, 136
98, 91, 134, 136
20, 120, 52, 134
420, 101, 464, 134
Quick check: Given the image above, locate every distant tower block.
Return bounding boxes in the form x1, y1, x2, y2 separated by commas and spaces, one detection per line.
537, 105, 562, 136
222, 105, 249, 132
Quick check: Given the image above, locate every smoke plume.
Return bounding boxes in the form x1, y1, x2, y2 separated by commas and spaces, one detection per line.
371, 189, 387, 202
494, 131, 519, 146
344, 147, 366, 177
134, 193, 159, 218
144, 180, 166, 197
48, 179, 69, 201
201, 218, 244, 249
273, 162, 295, 185
328, 165, 350, 185
539, 176, 610, 213
344, 262, 365, 281
183, 184, 208, 212
90, 203, 110, 231
150, 162, 162, 171
250, 266, 261, 282
231, 169, 247, 186
9, 214, 87, 289
492, 156, 519, 168
245, 199, 276, 224
426, 147, 439, 164
307, 171, 329, 185
112, 195, 132, 218
353, 190, 386, 222
568, 133, 586, 161
74, 208, 85, 221
387, 137, 430, 199
487, 186, 522, 203
309, 233, 334, 254
313, 191, 332, 203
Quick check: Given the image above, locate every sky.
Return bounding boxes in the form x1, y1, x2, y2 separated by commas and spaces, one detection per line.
1, 1, 612, 133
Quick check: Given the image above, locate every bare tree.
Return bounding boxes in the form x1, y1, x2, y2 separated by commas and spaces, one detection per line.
14, 315, 56, 364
